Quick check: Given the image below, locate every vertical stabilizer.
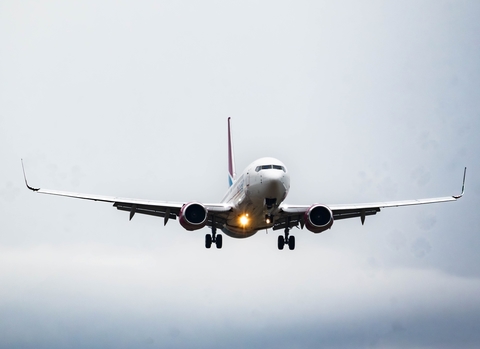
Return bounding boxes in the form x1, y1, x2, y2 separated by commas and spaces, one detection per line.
227, 117, 236, 187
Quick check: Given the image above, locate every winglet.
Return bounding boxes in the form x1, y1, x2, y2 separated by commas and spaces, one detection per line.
453, 167, 467, 199
21, 159, 40, 191
227, 117, 236, 187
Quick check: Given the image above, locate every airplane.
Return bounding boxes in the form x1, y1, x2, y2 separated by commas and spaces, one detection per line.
22, 118, 466, 250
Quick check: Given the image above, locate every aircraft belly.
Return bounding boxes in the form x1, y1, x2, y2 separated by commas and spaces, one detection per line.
221, 226, 258, 239
221, 170, 287, 239
222, 203, 268, 239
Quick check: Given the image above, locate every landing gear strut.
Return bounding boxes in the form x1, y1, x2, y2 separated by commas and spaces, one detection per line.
206, 226, 222, 249
278, 227, 295, 250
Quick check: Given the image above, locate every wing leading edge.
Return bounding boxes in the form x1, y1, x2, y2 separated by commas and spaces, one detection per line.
22, 159, 466, 234
21, 160, 231, 226
277, 167, 466, 229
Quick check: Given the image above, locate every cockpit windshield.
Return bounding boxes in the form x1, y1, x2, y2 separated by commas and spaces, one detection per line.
255, 164, 286, 172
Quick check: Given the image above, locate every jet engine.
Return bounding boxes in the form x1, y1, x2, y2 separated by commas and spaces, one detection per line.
304, 204, 334, 233
179, 202, 208, 231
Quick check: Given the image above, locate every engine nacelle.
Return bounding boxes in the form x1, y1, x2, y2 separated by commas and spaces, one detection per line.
179, 202, 208, 231
304, 204, 334, 233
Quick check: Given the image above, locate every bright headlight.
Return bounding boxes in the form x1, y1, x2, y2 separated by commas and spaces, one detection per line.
240, 214, 249, 226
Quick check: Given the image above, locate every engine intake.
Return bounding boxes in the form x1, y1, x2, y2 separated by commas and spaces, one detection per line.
304, 204, 334, 233
179, 202, 208, 231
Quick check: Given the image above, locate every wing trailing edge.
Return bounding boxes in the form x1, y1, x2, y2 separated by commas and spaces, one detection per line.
279, 166, 466, 226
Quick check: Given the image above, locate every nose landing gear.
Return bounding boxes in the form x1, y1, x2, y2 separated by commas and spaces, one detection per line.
265, 198, 277, 209
278, 227, 295, 250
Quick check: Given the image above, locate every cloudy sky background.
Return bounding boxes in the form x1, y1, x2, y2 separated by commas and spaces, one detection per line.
1, 1, 480, 348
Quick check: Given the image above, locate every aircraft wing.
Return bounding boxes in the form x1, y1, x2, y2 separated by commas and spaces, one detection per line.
22, 162, 231, 227
275, 168, 466, 230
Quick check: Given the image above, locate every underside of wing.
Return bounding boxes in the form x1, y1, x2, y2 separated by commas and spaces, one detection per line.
276, 167, 466, 229
28, 186, 232, 227
275, 195, 460, 230
22, 161, 232, 228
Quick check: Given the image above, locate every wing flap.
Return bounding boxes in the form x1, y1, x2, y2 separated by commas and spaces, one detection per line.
278, 166, 465, 228
333, 208, 380, 221
279, 195, 460, 226
329, 196, 458, 211
113, 202, 179, 220
272, 214, 303, 231
26, 185, 232, 227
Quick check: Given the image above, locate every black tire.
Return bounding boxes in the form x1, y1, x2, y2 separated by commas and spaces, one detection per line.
205, 234, 212, 249
278, 235, 285, 250
288, 235, 295, 250
216, 234, 223, 249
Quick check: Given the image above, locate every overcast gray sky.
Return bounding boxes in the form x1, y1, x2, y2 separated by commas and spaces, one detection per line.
1, 1, 480, 348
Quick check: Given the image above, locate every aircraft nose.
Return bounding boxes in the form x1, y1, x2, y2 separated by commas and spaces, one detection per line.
262, 171, 287, 197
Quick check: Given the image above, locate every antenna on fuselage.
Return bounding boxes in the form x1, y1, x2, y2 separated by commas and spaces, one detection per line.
227, 117, 236, 187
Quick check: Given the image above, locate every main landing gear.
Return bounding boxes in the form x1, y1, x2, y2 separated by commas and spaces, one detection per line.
205, 226, 222, 249
278, 227, 295, 250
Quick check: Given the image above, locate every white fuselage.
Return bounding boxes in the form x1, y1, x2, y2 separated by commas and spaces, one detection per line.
221, 157, 290, 238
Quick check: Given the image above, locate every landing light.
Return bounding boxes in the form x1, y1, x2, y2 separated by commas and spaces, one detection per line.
240, 215, 249, 226
265, 214, 273, 224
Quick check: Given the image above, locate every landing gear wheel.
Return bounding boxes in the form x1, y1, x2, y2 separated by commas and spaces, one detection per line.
205, 234, 212, 249
288, 235, 295, 250
216, 234, 223, 249
278, 235, 285, 250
